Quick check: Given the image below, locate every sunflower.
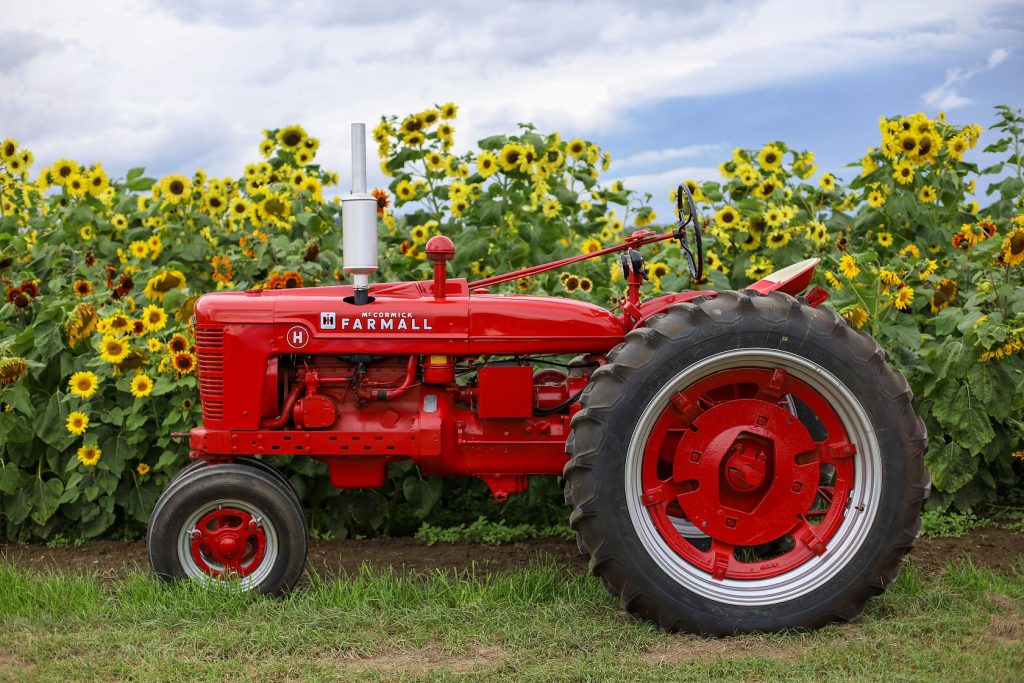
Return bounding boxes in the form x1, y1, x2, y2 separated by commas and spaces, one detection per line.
258, 193, 292, 227
499, 143, 525, 172
757, 144, 783, 171
824, 271, 843, 290
86, 167, 109, 195
129, 240, 149, 259
76, 444, 102, 467
564, 138, 586, 159
1002, 227, 1024, 267
930, 279, 958, 313
744, 174, 772, 199
897, 133, 917, 156
160, 174, 191, 203
73, 280, 94, 297
563, 274, 581, 292
66, 411, 89, 436
899, 244, 921, 258
542, 198, 561, 219
66, 173, 87, 197
877, 232, 894, 247
841, 305, 868, 330
714, 206, 739, 228
745, 256, 774, 280
879, 270, 903, 288
0, 138, 18, 162
738, 231, 761, 251
839, 254, 860, 279
140, 304, 167, 332
112, 214, 128, 230
282, 271, 303, 288
143, 270, 187, 301
649, 262, 671, 279
395, 179, 416, 202
867, 189, 886, 208
68, 371, 99, 398
136, 462, 151, 476
892, 160, 914, 185
130, 373, 154, 398
277, 124, 307, 150
580, 238, 602, 255
764, 206, 786, 228
99, 335, 130, 364
147, 338, 163, 353
52, 158, 78, 185
229, 198, 250, 221
918, 185, 937, 204
579, 277, 593, 293
765, 230, 791, 249
818, 173, 836, 191
168, 333, 190, 354
65, 303, 98, 348
0, 357, 29, 385
259, 139, 275, 157
476, 152, 498, 178
172, 352, 197, 375
440, 102, 458, 119
892, 285, 914, 311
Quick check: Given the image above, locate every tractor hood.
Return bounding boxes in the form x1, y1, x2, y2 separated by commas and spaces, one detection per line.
192, 278, 626, 356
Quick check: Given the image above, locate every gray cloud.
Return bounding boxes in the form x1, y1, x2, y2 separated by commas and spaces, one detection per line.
0, 30, 61, 74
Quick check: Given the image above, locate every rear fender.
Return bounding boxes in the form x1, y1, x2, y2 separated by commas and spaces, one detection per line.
746, 258, 819, 297
634, 258, 823, 328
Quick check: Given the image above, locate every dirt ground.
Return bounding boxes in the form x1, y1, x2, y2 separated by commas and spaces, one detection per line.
1, 527, 1021, 581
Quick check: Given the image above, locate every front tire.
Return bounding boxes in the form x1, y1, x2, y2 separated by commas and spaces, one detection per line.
147, 463, 308, 594
563, 291, 928, 634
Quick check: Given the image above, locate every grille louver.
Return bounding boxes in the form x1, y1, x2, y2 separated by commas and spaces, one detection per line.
195, 327, 225, 421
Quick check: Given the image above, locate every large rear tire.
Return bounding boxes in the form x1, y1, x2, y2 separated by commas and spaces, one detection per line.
563, 291, 928, 634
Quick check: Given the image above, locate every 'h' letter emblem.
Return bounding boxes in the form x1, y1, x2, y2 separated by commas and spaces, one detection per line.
286, 325, 309, 349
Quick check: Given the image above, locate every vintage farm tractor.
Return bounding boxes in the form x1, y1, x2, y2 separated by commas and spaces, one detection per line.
147, 124, 929, 634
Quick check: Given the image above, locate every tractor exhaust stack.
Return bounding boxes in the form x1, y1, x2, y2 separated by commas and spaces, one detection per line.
341, 122, 377, 305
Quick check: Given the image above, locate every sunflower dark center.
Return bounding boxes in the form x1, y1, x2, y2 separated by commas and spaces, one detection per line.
169, 180, 185, 195
283, 132, 302, 146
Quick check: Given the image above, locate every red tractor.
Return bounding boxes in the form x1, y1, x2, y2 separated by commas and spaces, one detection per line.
147, 125, 929, 635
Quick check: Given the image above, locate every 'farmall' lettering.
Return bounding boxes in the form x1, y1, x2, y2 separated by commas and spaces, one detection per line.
337, 310, 433, 332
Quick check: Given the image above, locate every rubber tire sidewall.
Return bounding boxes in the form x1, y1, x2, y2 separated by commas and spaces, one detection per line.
148, 464, 308, 594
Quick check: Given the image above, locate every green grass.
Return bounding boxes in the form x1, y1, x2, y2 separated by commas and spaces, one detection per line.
0, 559, 1022, 681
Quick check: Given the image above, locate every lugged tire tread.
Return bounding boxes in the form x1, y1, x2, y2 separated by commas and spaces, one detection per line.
563, 290, 928, 634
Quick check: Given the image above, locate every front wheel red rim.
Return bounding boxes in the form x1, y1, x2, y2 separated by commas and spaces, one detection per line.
178, 498, 279, 588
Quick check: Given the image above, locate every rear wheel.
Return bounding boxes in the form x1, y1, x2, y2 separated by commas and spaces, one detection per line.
563, 291, 928, 634
147, 464, 307, 594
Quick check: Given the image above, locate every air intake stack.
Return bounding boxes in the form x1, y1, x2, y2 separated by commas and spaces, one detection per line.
341, 123, 377, 305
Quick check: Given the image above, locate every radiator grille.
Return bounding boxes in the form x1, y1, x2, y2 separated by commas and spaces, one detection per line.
195, 327, 225, 421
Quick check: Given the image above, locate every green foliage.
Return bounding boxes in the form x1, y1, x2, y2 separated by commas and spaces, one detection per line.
919, 510, 990, 538
415, 516, 574, 545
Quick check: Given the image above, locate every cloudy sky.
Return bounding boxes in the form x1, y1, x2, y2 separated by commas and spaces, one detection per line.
3, 0, 1022, 217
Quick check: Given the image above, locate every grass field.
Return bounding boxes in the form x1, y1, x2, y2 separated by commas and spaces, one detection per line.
1, 558, 1022, 682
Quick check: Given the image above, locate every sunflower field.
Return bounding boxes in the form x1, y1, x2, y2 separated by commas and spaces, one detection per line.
0, 104, 1022, 541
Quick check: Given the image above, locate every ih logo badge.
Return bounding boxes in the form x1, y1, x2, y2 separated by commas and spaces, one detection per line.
320, 311, 336, 330
286, 325, 309, 349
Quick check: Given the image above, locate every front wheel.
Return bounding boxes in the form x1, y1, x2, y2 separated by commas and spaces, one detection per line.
563, 291, 928, 634
147, 463, 307, 593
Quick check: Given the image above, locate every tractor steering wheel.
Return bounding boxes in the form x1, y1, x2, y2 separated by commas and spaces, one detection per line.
674, 183, 704, 281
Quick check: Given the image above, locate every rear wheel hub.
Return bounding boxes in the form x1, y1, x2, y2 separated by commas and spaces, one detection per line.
639, 365, 857, 581
674, 399, 819, 546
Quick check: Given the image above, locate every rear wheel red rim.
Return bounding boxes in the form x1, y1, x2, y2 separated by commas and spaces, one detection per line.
640, 366, 855, 581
